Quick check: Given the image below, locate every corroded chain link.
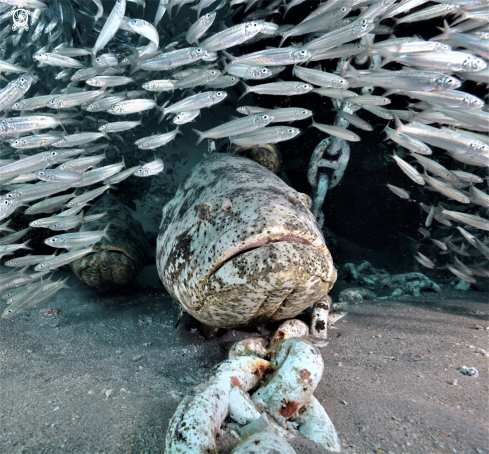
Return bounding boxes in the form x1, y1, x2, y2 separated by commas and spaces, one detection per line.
165, 301, 341, 453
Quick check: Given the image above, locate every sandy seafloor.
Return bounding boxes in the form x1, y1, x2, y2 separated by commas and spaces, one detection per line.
0, 265, 487, 454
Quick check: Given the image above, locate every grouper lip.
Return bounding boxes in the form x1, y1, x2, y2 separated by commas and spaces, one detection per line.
211, 235, 313, 276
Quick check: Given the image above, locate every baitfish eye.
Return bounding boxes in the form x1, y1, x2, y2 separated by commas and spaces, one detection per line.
287, 128, 294, 133
50, 151, 57, 157
221, 198, 232, 211
198, 202, 213, 220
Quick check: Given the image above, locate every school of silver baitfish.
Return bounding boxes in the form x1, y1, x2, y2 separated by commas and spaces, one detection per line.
0, 0, 488, 319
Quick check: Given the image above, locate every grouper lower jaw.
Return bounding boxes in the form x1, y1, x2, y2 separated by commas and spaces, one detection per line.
194, 241, 337, 328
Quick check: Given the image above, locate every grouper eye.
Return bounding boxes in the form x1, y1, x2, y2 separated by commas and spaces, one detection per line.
288, 191, 312, 210
198, 202, 213, 219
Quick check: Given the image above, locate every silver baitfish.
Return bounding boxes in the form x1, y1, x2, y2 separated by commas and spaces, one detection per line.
135, 128, 180, 149
192, 113, 274, 144
0, 74, 34, 112
134, 158, 164, 177
156, 153, 336, 328
107, 99, 157, 115
230, 126, 301, 146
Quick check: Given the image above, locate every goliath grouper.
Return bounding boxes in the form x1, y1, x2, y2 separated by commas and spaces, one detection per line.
156, 153, 336, 328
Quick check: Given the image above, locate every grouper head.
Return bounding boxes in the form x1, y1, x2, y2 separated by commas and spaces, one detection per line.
156, 153, 336, 328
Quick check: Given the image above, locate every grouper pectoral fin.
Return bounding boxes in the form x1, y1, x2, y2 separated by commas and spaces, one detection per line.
172, 298, 186, 328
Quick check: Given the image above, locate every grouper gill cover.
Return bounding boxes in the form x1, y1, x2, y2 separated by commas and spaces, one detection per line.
157, 153, 337, 328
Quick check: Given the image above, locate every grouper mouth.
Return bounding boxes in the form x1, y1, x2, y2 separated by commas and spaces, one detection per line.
213, 235, 313, 275
196, 235, 336, 328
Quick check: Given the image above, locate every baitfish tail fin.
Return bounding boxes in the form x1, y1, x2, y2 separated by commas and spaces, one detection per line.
238, 81, 251, 100
192, 128, 205, 145
102, 223, 112, 242
221, 50, 236, 62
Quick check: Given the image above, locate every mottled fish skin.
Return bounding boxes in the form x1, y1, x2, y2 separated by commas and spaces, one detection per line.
70, 194, 150, 290
156, 153, 336, 328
